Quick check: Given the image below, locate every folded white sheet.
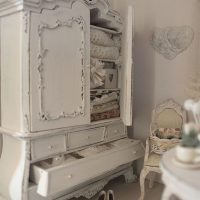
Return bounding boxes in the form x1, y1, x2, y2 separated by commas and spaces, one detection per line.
91, 44, 119, 60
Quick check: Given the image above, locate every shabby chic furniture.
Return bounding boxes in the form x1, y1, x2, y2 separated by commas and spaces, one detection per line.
139, 99, 186, 200
0, 0, 144, 200
161, 148, 200, 200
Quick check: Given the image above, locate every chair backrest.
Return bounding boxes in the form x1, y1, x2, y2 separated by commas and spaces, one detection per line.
150, 99, 186, 136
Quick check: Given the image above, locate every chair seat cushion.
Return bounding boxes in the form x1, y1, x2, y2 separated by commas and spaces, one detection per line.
153, 128, 182, 139
146, 153, 161, 167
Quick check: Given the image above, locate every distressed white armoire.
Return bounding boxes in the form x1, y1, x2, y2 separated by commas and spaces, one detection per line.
0, 0, 144, 199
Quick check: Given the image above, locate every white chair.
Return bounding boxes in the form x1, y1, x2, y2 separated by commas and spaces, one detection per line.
139, 99, 186, 200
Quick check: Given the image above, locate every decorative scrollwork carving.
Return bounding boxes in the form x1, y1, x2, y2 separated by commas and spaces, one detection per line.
83, 0, 97, 5
155, 99, 184, 116
150, 99, 186, 133
37, 17, 86, 121
23, 11, 29, 33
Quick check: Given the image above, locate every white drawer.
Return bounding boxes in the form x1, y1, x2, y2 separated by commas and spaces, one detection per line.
30, 138, 144, 197
31, 135, 66, 160
68, 127, 105, 149
106, 122, 126, 140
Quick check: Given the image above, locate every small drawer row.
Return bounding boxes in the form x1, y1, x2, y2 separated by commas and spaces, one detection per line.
31, 122, 126, 161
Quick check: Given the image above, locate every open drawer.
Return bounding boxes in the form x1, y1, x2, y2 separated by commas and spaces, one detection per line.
30, 138, 144, 197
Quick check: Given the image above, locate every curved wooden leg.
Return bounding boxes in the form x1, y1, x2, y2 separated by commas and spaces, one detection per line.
0, 134, 30, 200
139, 167, 149, 200
162, 187, 173, 200
149, 172, 156, 189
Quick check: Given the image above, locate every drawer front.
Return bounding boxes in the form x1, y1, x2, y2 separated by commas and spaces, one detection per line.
30, 139, 144, 197
107, 122, 126, 140
112, 139, 145, 160
68, 127, 105, 149
31, 135, 66, 160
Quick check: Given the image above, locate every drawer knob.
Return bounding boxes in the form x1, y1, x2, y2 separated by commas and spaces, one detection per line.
114, 130, 118, 133
87, 136, 91, 139
67, 174, 73, 179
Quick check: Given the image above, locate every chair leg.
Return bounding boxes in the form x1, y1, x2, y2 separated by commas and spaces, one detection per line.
149, 172, 156, 189
139, 167, 149, 200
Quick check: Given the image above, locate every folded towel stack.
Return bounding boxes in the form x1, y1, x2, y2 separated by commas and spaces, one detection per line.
90, 29, 120, 89
91, 44, 119, 60
91, 92, 120, 121
90, 29, 115, 47
90, 29, 120, 60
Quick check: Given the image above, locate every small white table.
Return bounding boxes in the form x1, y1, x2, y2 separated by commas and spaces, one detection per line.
160, 148, 200, 200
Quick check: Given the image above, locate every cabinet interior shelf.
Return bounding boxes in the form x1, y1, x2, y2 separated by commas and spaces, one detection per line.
97, 58, 120, 65
90, 25, 121, 35
91, 117, 121, 125
90, 88, 120, 93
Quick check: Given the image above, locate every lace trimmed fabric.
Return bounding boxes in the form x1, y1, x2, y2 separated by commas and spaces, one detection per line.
91, 44, 120, 60
91, 29, 114, 47
91, 100, 119, 114
90, 59, 106, 89
91, 92, 118, 107
91, 29, 121, 47
91, 92, 120, 120
151, 26, 194, 60
91, 109, 120, 122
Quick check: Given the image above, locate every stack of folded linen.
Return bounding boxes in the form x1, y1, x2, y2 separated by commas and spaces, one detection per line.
90, 29, 120, 89
90, 29, 120, 60
91, 92, 120, 122
91, 44, 119, 60
90, 29, 115, 46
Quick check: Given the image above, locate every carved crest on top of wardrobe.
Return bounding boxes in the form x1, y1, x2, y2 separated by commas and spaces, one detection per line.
0, 0, 122, 30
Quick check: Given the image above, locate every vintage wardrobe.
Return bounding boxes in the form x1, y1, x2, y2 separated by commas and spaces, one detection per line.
0, 0, 144, 199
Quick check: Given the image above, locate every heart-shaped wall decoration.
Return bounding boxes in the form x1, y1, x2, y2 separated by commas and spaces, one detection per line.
151, 26, 194, 60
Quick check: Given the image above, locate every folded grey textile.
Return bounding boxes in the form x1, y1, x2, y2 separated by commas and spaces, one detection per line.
92, 105, 119, 114
91, 109, 120, 122
91, 100, 119, 114
91, 29, 114, 47
90, 29, 121, 48
91, 44, 120, 60
91, 92, 118, 106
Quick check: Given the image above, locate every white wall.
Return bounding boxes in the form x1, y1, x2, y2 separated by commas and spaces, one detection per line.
108, 0, 114, 7
113, 0, 200, 171
114, 0, 200, 138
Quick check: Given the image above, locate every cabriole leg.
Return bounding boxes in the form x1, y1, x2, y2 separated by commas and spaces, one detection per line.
149, 172, 156, 189
0, 134, 30, 200
139, 167, 149, 200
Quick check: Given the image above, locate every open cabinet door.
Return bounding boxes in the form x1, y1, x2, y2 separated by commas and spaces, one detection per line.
120, 6, 134, 126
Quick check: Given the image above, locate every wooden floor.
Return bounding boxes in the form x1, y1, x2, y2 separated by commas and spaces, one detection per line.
74, 177, 164, 200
